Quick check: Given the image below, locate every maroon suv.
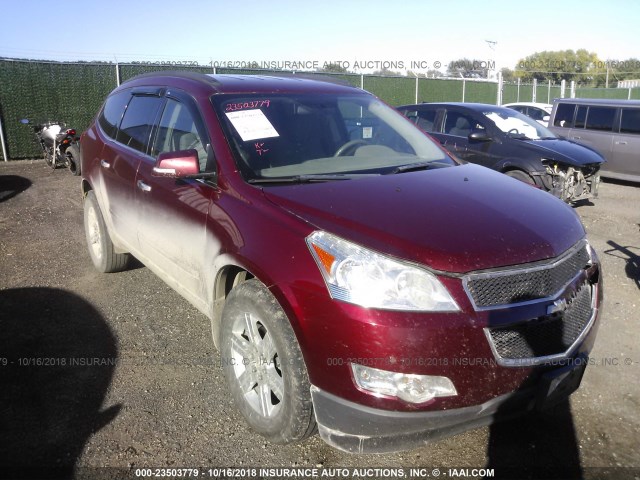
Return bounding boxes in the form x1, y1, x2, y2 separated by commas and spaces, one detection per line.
81, 72, 602, 453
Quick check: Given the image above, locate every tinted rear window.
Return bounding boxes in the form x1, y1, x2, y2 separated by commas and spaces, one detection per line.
553, 103, 575, 128
585, 107, 616, 131
98, 91, 130, 139
620, 108, 640, 134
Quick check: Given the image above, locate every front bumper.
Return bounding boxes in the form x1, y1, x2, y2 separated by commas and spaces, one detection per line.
537, 164, 601, 203
311, 358, 587, 453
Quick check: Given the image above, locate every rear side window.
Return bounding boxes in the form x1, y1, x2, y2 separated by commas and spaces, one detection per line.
116, 95, 165, 153
620, 109, 640, 134
98, 91, 130, 139
585, 107, 616, 131
553, 103, 575, 128
415, 109, 437, 132
528, 107, 547, 121
575, 106, 587, 129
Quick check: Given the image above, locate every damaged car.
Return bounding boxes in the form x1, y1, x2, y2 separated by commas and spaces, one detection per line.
397, 102, 604, 203
81, 73, 603, 453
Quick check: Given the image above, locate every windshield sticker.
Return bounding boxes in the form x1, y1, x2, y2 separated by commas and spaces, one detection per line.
225, 100, 271, 112
225, 109, 280, 142
254, 142, 269, 156
362, 126, 373, 139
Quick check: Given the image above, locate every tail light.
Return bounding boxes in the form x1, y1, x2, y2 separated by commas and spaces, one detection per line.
66, 129, 76, 135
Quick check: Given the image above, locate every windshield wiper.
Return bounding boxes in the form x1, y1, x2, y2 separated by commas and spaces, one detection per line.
248, 173, 378, 184
388, 161, 447, 175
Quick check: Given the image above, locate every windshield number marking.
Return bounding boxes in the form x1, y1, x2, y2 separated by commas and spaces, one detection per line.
254, 142, 269, 156
225, 100, 271, 112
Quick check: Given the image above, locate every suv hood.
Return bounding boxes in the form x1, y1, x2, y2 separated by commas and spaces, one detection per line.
521, 138, 604, 166
263, 164, 585, 273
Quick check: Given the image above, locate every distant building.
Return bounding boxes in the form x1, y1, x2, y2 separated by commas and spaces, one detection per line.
617, 79, 640, 88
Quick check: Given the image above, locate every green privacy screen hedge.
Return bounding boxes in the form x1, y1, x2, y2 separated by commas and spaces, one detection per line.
1, 58, 638, 160
0, 60, 117, 159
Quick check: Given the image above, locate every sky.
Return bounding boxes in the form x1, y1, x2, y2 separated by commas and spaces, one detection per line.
0, 0, 638, 74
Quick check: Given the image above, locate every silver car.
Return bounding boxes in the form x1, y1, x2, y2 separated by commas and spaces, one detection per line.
547, 98, 640, 183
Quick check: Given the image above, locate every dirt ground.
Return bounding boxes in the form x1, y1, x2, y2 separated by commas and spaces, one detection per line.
0, 160, 639, 480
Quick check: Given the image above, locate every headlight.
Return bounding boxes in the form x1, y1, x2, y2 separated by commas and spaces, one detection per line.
351, 363, 457, 403
585, 240, 598, 266
306, 231, 459, 311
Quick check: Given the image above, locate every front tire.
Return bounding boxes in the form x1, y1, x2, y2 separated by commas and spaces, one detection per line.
220, 279, 316, 444
43, 146, 56, 169
65, 144, 81, 176
505, 169, 535, 186
83, 191, 130, 273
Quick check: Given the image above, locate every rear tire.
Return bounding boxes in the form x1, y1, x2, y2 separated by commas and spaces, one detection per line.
83, 191, 130, 273
505, 169, 535, 186
65, 144, 81, 176
220, 279, 316, 444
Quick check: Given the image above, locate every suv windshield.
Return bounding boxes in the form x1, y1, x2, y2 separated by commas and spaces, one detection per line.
483, 109, 556, 140
212, 93, 451, 181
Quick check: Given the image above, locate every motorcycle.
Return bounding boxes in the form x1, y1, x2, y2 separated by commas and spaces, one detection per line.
20, 119, 81, 175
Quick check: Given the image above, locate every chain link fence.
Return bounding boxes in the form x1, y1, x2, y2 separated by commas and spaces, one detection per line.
2, 58, 640, 160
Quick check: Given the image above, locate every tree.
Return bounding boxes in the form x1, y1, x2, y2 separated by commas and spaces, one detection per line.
446, 58, 492, 78
514, 49, 604, 85
372, 67, 403, 76
607, 58, 640, 85
500, 67, 517, 83
317, 62, 350, 74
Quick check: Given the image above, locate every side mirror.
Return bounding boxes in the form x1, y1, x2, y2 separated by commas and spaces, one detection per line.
468, 131, 491, 142
153, 150, 199, 178
543, 115, 550, 122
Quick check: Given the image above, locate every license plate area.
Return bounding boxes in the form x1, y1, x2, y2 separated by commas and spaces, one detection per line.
536, 359, 587, 410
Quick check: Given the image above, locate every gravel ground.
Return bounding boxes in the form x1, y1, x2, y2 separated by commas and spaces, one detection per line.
0, 160, 639, 480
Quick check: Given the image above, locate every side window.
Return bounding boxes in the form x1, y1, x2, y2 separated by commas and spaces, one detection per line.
620, 109, 640, 134
153, 99, 208, 172
574, 106, 587, 128
553, 103, 575, 128
416, 109, 437, 132
528, 107, 545, 121
444, 112, 483, 137
585, 107, 616, 131
98, 90, 130, 139
115, 95, 164, 153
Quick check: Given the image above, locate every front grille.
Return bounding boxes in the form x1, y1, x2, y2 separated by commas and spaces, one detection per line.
465, 242, 590, 308
487, 283, 594, 363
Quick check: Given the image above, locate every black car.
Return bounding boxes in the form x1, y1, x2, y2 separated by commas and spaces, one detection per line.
397, 102, 604, 203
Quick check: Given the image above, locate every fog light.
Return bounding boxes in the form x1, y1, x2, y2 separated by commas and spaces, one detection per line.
351, 363, 457, 404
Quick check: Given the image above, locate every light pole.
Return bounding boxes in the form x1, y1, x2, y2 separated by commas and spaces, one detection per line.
486, 40, 497, 80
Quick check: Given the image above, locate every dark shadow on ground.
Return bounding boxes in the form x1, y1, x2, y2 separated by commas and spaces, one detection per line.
0, 175, 32, 202
0, 288, 121, 480
484, 286, 590, 479
604, 240, 640, 289
601, 177, 640, 189
487, 399, 582, 479
571, 198, 595, 209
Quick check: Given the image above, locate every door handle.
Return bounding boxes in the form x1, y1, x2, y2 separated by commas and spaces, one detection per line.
615, 141, 628, 145
572, 136, 581, 140
100, 159, 111, 168
137, 180, 151, 192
